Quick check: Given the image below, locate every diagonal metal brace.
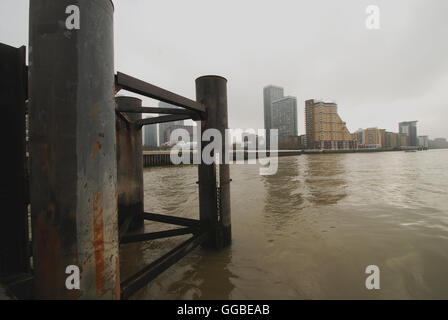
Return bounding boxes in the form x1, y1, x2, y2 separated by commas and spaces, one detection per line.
120, 232, 207, 299
120, 227, 198, 244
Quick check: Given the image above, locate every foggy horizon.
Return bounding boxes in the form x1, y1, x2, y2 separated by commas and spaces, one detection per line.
2, 0, 447, 139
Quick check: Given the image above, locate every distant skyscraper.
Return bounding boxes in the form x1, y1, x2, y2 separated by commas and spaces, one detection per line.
158, 101, 185, 146
305, 99, 357, 150
263, 85, 284, 147
143, 115, 158, 148
399, 121, 418, 147
271, 96, 298, 143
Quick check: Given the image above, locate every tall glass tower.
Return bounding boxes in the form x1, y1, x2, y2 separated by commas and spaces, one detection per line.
263, 85, 284, 148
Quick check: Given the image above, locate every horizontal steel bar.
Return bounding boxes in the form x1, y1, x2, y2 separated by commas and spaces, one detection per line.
120, 233, 207, 299
120, 227, 198, 244
136, 114, 193, 127
142, 212, 200, 228
116, 72, 206, 113
116, 106, 197, 116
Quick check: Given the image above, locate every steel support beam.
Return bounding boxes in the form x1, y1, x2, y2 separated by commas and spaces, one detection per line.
29, 0, 119, 299
137, 114, 193, 127
195, 76, 232, 250
142, 212, 200, 228
116, 72, 206, 114
0, 43, 29, 278
120, 227, 198, 244
116, 106, 196, 116
116, 97, 144, 234
120, 233, 207, 300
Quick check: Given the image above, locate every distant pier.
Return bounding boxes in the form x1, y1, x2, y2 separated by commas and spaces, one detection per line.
142, 150, 303, 167
141, 148, 427, 167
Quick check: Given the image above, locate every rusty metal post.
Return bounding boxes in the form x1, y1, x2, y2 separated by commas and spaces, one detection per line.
115, 96, 144, 234
29, 0, 119, 299
0, 43, 29, 278
195, 76, 231, 250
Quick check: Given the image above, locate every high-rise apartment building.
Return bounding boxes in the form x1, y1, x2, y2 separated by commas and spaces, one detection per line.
305, 99, 357, 150
271, 96, 298, 143
263, 85, 284, 147
399, 121, 418, 147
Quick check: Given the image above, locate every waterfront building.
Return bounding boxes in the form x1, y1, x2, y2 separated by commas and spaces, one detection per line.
434, 137, 447, 144
284, 135, 302, 149
384, 131, 400, 149
418, 136, 429, 148
379, 129, 385, 148
356, 127, 385, 149
299, 134, 307, 148
398, 133, 408, 147
429, 137, 448, 149
143, 116, 158, 148
158, 101, 185, 146
263, 85, 284, 147
399, 121, 418, 147
271, 96, 298, 143
305, 99, 357, 150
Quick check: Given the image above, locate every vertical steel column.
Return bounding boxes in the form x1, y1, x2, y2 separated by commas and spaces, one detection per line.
29, 0, 119, 299
0, 43, 29, 278
195, 76, 231, 249
115, 96, 144, 233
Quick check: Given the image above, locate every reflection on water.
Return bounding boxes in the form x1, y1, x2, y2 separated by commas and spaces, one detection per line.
303, 155, 347, 205
262, 157, 304, 230
120, 149, 448, 299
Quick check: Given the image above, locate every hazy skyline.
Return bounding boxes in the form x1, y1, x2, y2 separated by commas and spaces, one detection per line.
1, 0, 447, 139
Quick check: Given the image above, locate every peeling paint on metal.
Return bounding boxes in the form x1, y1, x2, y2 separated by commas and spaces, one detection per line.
92, 141, 102, 160
93, 193, 106, 296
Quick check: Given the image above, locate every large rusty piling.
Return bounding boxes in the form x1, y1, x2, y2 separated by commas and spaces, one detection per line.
0, 44, 29, 278
195, 76, 231, 249
115, 96, 144, 233
29, 0, 119, 299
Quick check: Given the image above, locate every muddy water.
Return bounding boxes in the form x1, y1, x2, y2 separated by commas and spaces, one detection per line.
120, 149, 448, 299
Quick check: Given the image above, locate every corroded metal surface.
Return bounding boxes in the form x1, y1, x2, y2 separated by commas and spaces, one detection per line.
29, 0, 119, 299
116, 96, 144, 233
195, 76, 232, 249
116, 72, 206, 114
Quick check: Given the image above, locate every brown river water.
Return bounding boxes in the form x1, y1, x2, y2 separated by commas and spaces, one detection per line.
120, 149, 448, 299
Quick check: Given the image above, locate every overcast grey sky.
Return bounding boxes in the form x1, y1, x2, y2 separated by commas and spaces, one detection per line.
1, 0, 447, 138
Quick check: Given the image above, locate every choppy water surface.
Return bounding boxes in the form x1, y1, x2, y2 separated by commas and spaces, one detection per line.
120, 149, 448, 299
